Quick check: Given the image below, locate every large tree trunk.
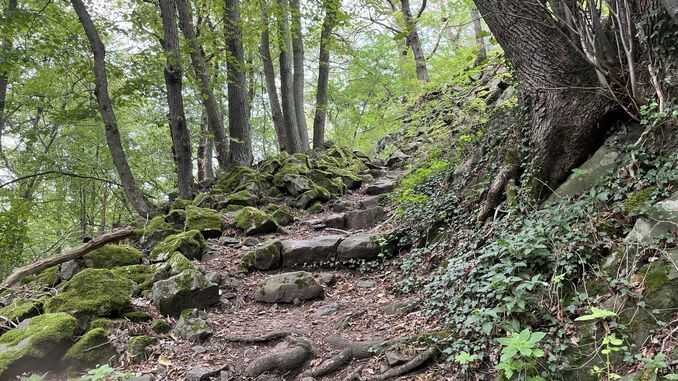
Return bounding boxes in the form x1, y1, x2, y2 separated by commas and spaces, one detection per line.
0, 0, 17, 162
400, 0, 429, 82
290, 0, 309, 150
276, 0, 303, 153
176, 0, 229, 169
70, 0, 154, 217
473, 0, 615, 197
470, 6, 487, 66
224, 0, 253, 166
259, 0, 288, 152
159, 0, 193, 199
312, 0, 339, 149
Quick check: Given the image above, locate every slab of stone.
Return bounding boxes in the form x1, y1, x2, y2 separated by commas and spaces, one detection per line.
626, 192, 678, 243
186, 366, 222, 381
359, 196, 382, 209
151, 269, 219, 316
356, 279, 376, 289
280, 236, 343, 268
255, 271, 324, 303
382, 298, 420, 316
337, 234, 381, 261
173, 309, 213, 343
365, 180, 395, 196
345, 207, 385, 230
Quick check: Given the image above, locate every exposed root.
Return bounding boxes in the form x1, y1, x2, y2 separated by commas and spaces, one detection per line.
244, 337, 314, 377
221, 330, 301, 344
363, 347, 438, 381
477, 163, 518, 223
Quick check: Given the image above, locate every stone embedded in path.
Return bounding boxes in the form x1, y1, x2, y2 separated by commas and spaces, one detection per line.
151, 269, 219, 316
306, 213, 346, 230
345, 207, 385, 230
187, 365, 223, 381
173, 309, 212, 343
233, 207, 279, 235
280, 235, 343, 268
254, 271, 324, 304
365, 180, 395, 196
184, 205, 224, 239
386, 150, 410, 168
337, 234, 381, 261
241, 240, 282, 271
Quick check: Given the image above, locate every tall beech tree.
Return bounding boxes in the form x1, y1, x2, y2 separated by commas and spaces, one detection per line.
70, 0, 154, 217
312, 0, 340, 149
400, 0, 429, 82
159, 0, 193, 199
290, 0, 309, 150
176, 0, 229, 169
276, 0, 303, 153
224, 0, 253, 165
259, 0, 288, 152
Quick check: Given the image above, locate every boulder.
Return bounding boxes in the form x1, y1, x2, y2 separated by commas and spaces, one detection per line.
44, 269, 134, 327
218, 189, 259, 209
149, 230, 207, 262
153, 252, 197, 281
270, 205, 295, 226
625, 192, 678, 244
151, 319, 171, 334
386, 150, 410, 168
151, 269, 219, 316
337, 234, 381, 261
344, 207, 385, 230
275, 174, 314, 196
139, 215, 178, 250
255, 272, 324, 303
0, 313, 78, 378
127, 335, 157, 362
213, 166, 265, 194
364, 180, 395, 196
59, 260, 81, 281
234, 207, 279, 235
241, 240, 282, 271
83, 244, 142, 269
294, 186, 331, 209
0, 298, 42, 325
173, 309, 212, 343
280, 236, 343, 268
63, 327, 117, 368
185, 205, 223, 238
166, 209, 187, 228
187, 366, 224, 381
111, 264, 155, 292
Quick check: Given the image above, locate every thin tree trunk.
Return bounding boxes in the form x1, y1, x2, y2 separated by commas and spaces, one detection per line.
312, 0, 339, 149
470, 6, 487, 66
197, 111, 207, 183
290, 0, 309, 150
224, 0, 253, 165
260, 0, 288, 152
70, 0, 154, 217
0, 0, 17, 162
276, 0, 303, 152
473, 0, 614, 196
401, 0, 429, 82
205, 136, 215, 180
159, 0, 193, 199
176, 0, 229, 169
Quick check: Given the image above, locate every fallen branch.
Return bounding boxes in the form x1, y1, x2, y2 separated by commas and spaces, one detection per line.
2, 227, 135, 288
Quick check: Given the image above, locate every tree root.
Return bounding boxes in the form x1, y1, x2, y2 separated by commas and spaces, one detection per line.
244, 337, 313, 377
221, 330, 301, 344
477, 163, 518, 223
362, 347, 438, 381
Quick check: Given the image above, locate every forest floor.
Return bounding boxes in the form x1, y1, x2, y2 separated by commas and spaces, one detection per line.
119, 167, 452, 381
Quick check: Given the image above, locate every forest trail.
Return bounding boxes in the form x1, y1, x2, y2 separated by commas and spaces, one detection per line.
122, 165, 444, 381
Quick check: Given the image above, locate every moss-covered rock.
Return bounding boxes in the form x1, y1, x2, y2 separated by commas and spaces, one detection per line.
166, 208, 187, 228
172, 309, 212, 343
241, 240, 282, 271
254, 271, 323, 304
626, 192, 678, 244
214, 166, 264, 194
170, 198, 193, 210
0, 312, 78, 378
127, 335, 157, 362
22, 266, 60, 289
151, 269, 219, 316
219, 189, 259, 208
273, 173, 314, 196
44, 269, 134, 326
89, 318, 116, 331
124, 311, 151, 322
185, 205, 223, 238
149, 230, 206, 262
270, 205, 295, 226
306, 201, 323, 213
139, 215, 178, 250
111, 264, 154, 292
0, 298, 42, 324
294, 185, 331, 209
151, 319, 171, 334
83, 245, 142, 269
308, 169, 348, 195
233, 207, 278, 235
63, 328, 117, 368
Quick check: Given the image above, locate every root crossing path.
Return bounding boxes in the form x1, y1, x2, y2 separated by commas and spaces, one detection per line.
123, 166, 444, 381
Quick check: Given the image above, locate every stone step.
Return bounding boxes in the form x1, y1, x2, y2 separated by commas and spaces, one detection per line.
365, 179, 396, 195
304, 206, 385, 231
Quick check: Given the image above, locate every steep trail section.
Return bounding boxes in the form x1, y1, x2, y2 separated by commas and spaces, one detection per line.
123, 163, 443, 380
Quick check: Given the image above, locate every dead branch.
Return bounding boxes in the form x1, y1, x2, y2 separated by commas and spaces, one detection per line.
1, 227, 135, 288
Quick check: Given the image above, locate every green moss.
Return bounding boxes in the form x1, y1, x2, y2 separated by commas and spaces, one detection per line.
271, 206, 294, 226
24, 266, 60, 289
0, 298, 42, 323
124, 311, 151, 322
166, 209, 187, 227
295, 185, 331, 209
642, 262, 670, 293
240, 240, 282, 271
127, 335, 157, 361
111, 264, 154, 291
167, 252, 195, 273
44, 269, 134, 324
0, 313, 78, 377
214, 166, 263, 194
307, 201, 323, 213
234, 207, 277, 233
89, 318, 115, 331
83, 245, 142, 269
220, 189, 258, 208
63, 328, 117, 367
151, 319, 171, 334
149, 230, 206, 262
184, 205, 223, 235
145, 215, 172, 233
623, 187, 656, 216
170, 198, 192, 210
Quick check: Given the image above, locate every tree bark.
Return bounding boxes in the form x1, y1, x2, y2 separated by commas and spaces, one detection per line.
290, 0, 309, 150
400, 0, 429, 82
197, 111, 207, 183
159, 0, 193, 199
70, 0, 155, 217
276, 0, 303, 152
470, 6, 487, 66
224, 0, 253, 165
0, 0, 17, 162
473, 0, 615, 196
312, 0, 339, 149
260, 0, 288, 152
176, 0, 229, 169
